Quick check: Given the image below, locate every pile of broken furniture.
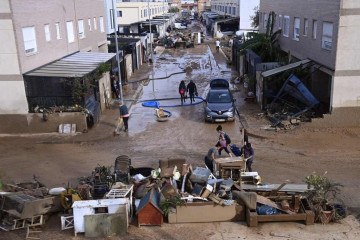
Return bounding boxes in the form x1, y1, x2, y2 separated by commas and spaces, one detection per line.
0, 155, 316, 238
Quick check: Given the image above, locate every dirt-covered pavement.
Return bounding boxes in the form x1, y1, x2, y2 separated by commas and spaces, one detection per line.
1, 22, 360, 240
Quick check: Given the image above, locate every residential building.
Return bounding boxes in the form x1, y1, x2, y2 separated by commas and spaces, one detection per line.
169, 0, 181, 9
198, 0, 211, 13
259, 0, 360, 119
116, 0, 170, 36
0, 0, 113, 132
211, 0, 259, 30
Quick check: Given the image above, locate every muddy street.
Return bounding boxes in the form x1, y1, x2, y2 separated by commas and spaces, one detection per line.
1, 29, 360, 239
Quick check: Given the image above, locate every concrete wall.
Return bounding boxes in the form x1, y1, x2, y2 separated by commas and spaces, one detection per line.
260, 0, 340, 70
332, 0, 360, 108
125, 54, 133, 81
0, 112, 87, 134
98, 72, 111, 111
0, 0, 28, 114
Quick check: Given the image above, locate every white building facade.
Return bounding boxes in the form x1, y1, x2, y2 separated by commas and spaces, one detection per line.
211, 0, 260, 30
260, 0, 360, 112
0, 0, 108, 115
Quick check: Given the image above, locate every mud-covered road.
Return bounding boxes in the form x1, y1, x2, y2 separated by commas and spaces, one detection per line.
1, 22, 360, 240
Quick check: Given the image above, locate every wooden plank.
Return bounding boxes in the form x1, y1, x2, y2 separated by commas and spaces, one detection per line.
246, 208, 258, 227
257, 213, 307, 222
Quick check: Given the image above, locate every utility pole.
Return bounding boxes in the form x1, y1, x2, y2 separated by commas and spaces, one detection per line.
163, 0, 165, 37
148, 0, 154, 64
148, 0, 155, 92
111, 0, 123, 104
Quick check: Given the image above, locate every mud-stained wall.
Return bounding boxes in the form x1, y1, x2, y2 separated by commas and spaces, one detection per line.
0, 113, 87, 134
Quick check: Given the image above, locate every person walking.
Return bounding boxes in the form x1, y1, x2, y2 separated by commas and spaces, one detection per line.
204, 142, 222, 173
216, 125, 232, 157
186, 80, 197, 103
242, 142, 254, 172
179, 80, 187, 104
215, 40, 220, 52
119, 102, 130, 132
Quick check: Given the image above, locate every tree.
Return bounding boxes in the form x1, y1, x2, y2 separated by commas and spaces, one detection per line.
240, 11, 283, 62
250, 6, 259, 28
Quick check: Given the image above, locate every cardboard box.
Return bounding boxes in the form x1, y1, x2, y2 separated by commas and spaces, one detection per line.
168, 202, 244, 223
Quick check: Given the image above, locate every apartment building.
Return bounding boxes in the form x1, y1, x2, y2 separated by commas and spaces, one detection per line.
197, 0, 211, 13
259, 0, 360, 114
0, 0, 109, 115
211, 0, 259, 30
116, 0, 169, 35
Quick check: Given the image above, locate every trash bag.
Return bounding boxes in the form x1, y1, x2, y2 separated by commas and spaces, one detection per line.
230, 144, 242, 157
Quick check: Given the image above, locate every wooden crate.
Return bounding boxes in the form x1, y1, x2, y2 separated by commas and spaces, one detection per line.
213, 157, 245, 178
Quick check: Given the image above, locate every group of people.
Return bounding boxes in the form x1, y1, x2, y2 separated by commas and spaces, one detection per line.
178, 80, 198, 104
205, 125, 254, 173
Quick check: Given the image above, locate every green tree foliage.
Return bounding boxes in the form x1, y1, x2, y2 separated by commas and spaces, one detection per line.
250, 6, 259, 28
241, 11, 283, 62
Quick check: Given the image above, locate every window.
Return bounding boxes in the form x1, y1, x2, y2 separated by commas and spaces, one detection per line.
312, 20, 317, 39
66, 21, 75, 43
78, 19, 85, 39
44, 24, 51, 42
283, 16, 290, 37
93, 17, 97, 30
22, 26, 37, 55
322, 22, 333, 50
141, 10, 143, 18
99, 16, 104, 32
55, 22, 61, 39
117, 11, 122, 17
303, 18, 308, 36
88, 18, 92, 31
109, 9, 114, 29
293, 17, 300, 40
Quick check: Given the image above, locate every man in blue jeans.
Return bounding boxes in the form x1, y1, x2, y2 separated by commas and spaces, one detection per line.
242, 142, 254, 172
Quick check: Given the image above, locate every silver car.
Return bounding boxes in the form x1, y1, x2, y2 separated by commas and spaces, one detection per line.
204, 87, 236, 122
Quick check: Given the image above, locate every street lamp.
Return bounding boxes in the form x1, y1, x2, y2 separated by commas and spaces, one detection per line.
111, 0, 123, 104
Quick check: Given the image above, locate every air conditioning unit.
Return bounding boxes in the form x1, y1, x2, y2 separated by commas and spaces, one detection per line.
25, 48, 35, 54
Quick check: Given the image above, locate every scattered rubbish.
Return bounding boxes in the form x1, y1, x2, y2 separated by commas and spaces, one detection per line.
266, 74, 320, 130
1, 151, 330, 237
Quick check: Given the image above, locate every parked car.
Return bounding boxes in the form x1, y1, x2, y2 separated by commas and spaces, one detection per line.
204, 79, 236, 122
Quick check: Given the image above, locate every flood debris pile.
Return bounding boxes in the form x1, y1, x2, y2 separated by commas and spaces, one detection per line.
265, 74, 321, 130
0, 156, 347, 238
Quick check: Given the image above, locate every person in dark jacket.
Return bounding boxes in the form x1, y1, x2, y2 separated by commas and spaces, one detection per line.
179, 80, 187, 104
242, 142, 254, 172
119, 102, 130, 132
186, 80, 197, 103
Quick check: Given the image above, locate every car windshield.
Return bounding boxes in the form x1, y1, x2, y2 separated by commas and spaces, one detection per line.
208, 91, 231, 103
